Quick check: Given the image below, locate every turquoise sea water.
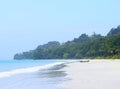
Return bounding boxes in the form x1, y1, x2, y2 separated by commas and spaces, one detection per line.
0, 59, 68, 89
0, 60, 65, 72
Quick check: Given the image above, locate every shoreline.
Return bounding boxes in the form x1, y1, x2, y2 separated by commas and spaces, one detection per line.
0, 60, 68, 89
58, 60, 120, 89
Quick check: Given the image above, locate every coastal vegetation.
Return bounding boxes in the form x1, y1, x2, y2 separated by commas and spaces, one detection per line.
14, 25, 120, 59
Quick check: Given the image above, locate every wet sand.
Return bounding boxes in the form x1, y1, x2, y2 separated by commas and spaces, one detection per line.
0, 62, 67, 89
58, 60, 120, 89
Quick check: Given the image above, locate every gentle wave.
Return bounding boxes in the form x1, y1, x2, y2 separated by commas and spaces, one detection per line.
0, 62, 64, 78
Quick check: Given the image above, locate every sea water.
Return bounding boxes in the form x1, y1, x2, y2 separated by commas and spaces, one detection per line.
0, 60, 68, 89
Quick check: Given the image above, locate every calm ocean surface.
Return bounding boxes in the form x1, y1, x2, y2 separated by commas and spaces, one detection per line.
0, 59, 69, 89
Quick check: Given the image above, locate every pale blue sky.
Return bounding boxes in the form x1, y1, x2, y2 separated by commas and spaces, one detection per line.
0, 0, 120, 59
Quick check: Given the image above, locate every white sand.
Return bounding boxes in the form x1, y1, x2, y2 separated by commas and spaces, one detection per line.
58, 60, 120, 89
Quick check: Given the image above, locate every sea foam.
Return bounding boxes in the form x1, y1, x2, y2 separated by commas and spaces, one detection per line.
0, 62, 64, 78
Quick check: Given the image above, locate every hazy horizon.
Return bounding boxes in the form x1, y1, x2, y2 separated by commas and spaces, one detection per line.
0, 0, 120, 59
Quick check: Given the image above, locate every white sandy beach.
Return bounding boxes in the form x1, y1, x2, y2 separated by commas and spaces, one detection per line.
58, 60, 120, 89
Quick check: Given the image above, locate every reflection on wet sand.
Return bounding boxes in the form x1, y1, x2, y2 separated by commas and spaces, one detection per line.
37, 64, 68, 84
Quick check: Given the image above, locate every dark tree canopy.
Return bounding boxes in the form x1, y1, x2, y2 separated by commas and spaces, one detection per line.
107, 25, 120, 36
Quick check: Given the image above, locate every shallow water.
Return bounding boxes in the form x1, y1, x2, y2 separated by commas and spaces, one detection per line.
0, 60, 68, 89
0, 60, 65, 72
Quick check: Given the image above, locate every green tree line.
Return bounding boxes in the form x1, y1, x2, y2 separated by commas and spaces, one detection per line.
14, 25, 120, 59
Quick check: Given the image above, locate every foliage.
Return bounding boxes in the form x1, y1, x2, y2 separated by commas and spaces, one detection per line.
107, 25, 120, 36
14, 26, 120, 59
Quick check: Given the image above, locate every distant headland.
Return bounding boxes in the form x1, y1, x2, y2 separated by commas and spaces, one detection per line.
14, 25, 120, 59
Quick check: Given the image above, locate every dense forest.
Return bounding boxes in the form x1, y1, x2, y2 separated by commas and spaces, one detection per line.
14, 25, 120, 59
